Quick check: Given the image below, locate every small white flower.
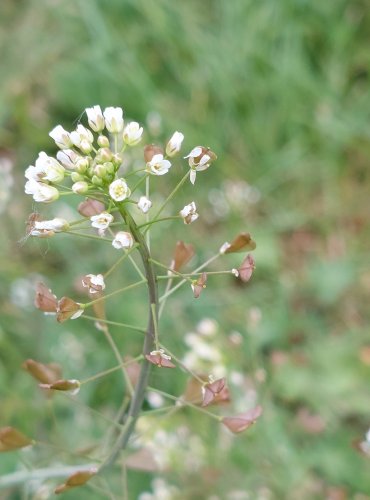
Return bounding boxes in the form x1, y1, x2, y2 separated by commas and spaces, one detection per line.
180, 201, 199, 224
56, 149, 82, 170
146, 154, 172, 176
166, 131, 184, 157
70, 124, 94, 153
25, 180, 59, 203
26, 153, 65, 184
72, 181, 89, 194
103, 107, 124, 133
82, 274, 105, 294
36, 152, 65, 183
49, 125, 73, 149
109, 178, 131, 201
33, 218, 69, 233
137, 196, 152, 214
85, 105, 105, 132
231, 268, 239, 277
185, 146, 216, 185
90, 212, 114, 230
123, 122, 143, 146
112, 231, 134, 249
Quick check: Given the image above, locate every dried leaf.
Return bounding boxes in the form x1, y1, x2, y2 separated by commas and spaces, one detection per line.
55, 468, 98, 495
224, 233, 256, 254
22, 359, 61, 384
0, 427, 34, 452
172, 241, 195, 272
34, 282, 58, 313
222, 405, 262, 433
57, 297, 84, 323
78, 198, 105, 217
237, 254, 256, 282
144, 144, 163, 163
192, 272, 207, 298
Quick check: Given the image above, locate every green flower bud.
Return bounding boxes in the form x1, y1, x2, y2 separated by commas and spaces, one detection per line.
97, 135, 110, 148
71, 172, 85, 182
92, 175, 103, 186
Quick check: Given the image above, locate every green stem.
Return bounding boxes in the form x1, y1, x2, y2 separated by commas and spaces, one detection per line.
137, 216, 181, 229
104, 244, 139, 279
81, 315, 145, 334
81, 356, 143, 385
159, 253, 220, 303
99, 203, 158, 471
143, 171, 190, 234
147, 387, 222, 421
84, 280, 147, 308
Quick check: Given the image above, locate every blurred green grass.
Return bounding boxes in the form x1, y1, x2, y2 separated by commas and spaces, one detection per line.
1, 0, 370, 498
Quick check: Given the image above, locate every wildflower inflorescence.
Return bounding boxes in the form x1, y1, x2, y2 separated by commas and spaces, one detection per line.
18, 105, 260, 495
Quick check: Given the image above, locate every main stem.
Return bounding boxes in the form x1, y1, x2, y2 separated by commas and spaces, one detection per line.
100, 203, 158, 470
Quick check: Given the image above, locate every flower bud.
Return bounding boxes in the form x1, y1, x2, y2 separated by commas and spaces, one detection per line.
166, 131, 184, 157
104, 162, 115, 174
91, 175, 103, 186
79, 139, 93, 154
85, 105, 105, 132
94, 164, 107, 178
112, 153, 123, 167
76, 158, 89, 173
72, 181, 89, 194
49, 125, 72, 149
97, 135, 110, 148
71, 172, 85, 182
98, 148, 113, 163
103, 107, 124, 133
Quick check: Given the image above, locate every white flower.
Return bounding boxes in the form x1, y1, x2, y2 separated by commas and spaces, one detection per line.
25, 152, 65, 184
56, 149, 82, 170
123, 122, 143, 146
25, 180, 59, 203
180, 201, 199, 224
85, 105, 105, 132
31, 218, 69, 237
33, 218, 69, 232
90, 212, 114, 230
109, 178, 131, 201
137, 196, 152, 214
185, 146, 216, 185
70, 124, 94, 153
72, 181, 89, 194
49, 125, 73, 149
112, 231, 134, 249
36, 152, 65, 183
146, 154, 172, 176
103, 107, 124, 133
82, 274, 105, 294
166, 131, 184, 157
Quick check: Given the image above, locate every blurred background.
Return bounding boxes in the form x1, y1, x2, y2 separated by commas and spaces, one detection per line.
1, 0, 370, 498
